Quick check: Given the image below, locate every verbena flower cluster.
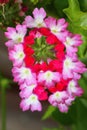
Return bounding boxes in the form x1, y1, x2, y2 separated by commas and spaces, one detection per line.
5, 8, 87, 112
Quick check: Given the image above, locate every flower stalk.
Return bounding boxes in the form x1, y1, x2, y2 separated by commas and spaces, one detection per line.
1, 85, 6, 130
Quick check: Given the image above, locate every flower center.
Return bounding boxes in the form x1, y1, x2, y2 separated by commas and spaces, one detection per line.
32, 36, 55, 62
44, 71, 53, 81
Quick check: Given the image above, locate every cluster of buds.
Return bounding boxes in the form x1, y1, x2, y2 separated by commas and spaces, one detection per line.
5, 8, 87, 112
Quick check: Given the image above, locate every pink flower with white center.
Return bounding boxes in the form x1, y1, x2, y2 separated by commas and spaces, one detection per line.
58, 103, 69, 113
48, 91, 68, 106
23, 8, 46, 28
19, 83, 37, 98
20, 94, 42, 111
45, 17, 68, 41
63, 57, 75, 79
62, 56, 87, 79
38, 70, 61, 87
67, 80, 83, 97
64, 34, 82, 57
9, 44, 25, 67
12, 66, 36, 84
5, 24, 27, 49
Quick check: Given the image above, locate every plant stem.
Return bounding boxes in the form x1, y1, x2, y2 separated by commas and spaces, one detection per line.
2, 4, 6, 20
1, 86, 6, 130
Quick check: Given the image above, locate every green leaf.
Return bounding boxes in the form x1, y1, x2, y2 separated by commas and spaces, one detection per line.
73, 100, 87, 130
79, 0, 87, 12
52, 103, 77, 126
51, 99, 87, 130
78, 76, 87, 97
42, 105, 56, 120
53, 0, 68, 17
63, 0, 81, 21
63, 0, 87, 30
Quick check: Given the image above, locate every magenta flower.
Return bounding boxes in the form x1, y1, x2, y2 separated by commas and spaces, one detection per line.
64, 33, 82, 58
62, 56, 87, 79
12, 66, 36, 84
20, 94, 42, 111
5, 24, 27, 49
23, 8, 46, 28
67, 80, 84, 97
38, 70, 61, 87
19, 83, 37, 98
48, 91, 68, 105
9, 44, 25, 67
45, 17, 68, 41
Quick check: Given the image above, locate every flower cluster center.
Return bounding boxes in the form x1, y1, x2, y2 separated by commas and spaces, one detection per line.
32, 36, 55, 62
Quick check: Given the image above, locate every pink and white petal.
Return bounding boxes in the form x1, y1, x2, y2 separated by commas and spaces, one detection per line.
58, 103, 69, 113
5, 27, 16, 39
56, 31, 68, 42
65, 96, 75, 106
23, 16, 34, 28
67, 80, 84, 96
45, 17, 56, 28
56, 18, 68, 31
16, 24, 27, 35
20, 99, 30, 111
33, 8, 46, 19
31, 100, 42, 112
53, 72, 61, 82
19, 83, 37, 98
48, 91, 68, 105
5, 40, 15, 49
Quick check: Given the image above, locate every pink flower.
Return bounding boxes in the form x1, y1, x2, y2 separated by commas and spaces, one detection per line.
38, 70, 61, 87
12, 66, 36, 84
64, 33, 82, 58
48, 91, 68, 106
67, 80, 84, 97
45, 17, 68, 41
5, 24, 27, 49
19, 83, 37, 98
23, 8, 46, 28
62, 56, 87, 79
20, 94, 42, 111
9, 44, 25, 67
